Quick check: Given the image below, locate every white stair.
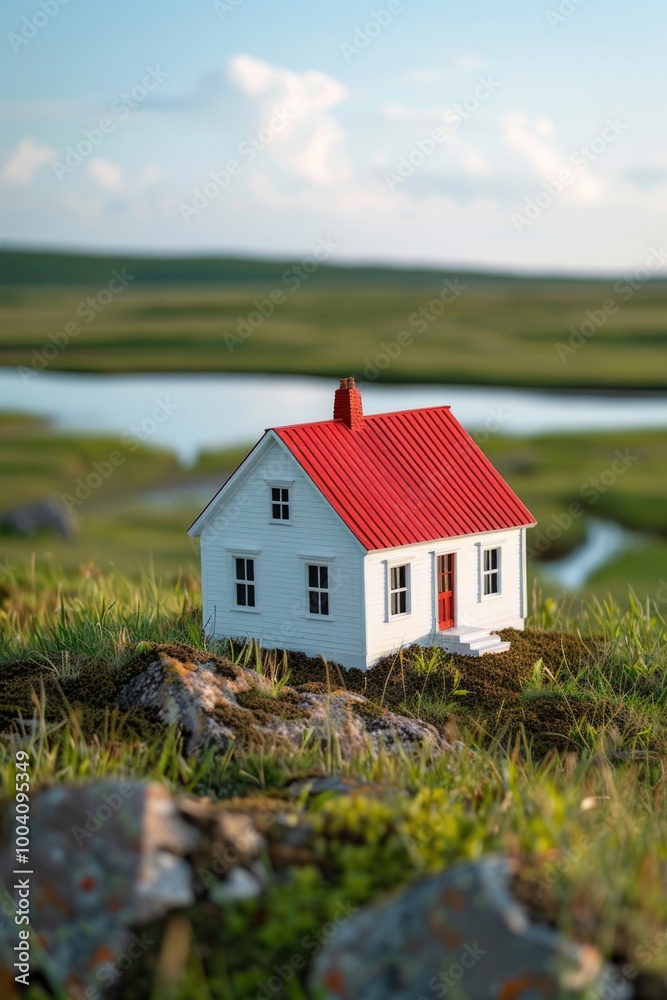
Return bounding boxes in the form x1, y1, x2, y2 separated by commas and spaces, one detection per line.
435, 625, 510, 657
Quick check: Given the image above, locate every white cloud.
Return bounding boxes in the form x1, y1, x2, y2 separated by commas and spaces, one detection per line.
503, 113, 601, 202
290, 118, 350, 185
228, 55, 278, 97
463, 151, 490, 176
89, 158, 124, 193
88, 159, 162, 196
247, 170, 397, 215
1, 137, 54, 185
228, 54, 351, 186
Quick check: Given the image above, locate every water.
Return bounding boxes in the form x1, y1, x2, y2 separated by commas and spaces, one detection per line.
544, 520, 641, 589
1, 369, 666, 464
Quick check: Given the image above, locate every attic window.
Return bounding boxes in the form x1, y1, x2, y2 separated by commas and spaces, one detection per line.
483, 547, 501, 596
271, 486, 290, 521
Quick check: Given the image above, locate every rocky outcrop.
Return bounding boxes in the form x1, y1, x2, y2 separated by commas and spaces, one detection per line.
0, 780, 265, 999
0, 498, 78, 540
311, 855, 631, 1000
117, 648, 449, 758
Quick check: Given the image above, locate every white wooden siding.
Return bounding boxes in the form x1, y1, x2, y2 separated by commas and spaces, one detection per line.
200, 437, 366, 668
363, 527, 526, 667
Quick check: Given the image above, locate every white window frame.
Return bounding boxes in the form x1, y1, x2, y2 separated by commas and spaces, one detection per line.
298, 555, 336, 621
268, 479, 293, 525
306, 563, 330, 617
231, 553, 260, 613
389, 562, 411, 617
482, 546, 502, 598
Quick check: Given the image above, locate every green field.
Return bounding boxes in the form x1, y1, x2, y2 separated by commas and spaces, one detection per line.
2, 249, 667, 387
1, 414, 666, 605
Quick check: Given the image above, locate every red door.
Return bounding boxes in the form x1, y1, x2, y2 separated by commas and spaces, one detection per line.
437, 554, 455, 630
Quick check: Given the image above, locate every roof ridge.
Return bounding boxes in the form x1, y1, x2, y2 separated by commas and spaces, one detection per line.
269, 403, 452, 434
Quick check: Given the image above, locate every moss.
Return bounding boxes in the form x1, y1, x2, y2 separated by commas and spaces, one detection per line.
233, 686, 308, 722
350, 699, 386, 722
210, 701, 292, 753
116, 642, 237, 687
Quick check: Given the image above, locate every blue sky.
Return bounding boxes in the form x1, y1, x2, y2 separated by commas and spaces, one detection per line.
1, 0, 665, 273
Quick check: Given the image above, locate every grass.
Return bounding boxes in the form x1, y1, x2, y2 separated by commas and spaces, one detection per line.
3, 567, 667, 996
1, 250, 667, 388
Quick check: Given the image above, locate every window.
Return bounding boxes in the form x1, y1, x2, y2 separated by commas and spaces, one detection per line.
483, 547, 501, 596
307, 564, 329, 615
235, 557, 256, 607
271, 486, 290, 521
390, 564, 409, 615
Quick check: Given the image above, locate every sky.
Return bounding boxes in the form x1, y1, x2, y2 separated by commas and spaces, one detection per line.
0, 0, 666, 274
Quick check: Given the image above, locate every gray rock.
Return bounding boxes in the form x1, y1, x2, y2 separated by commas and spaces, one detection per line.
117, 648, 449, 759
0, 497, 78, 540
0, 780, 264, 999
311, 855, 631, 1000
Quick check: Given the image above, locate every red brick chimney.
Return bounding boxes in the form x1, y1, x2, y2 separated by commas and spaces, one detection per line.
333, 376, 363, 429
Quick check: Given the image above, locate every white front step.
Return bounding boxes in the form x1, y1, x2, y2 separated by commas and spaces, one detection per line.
442, 625, 492, 641
436, 628, 510, 657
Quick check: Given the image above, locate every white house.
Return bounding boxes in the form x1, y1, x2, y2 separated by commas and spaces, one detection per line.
188, 378, 536, 669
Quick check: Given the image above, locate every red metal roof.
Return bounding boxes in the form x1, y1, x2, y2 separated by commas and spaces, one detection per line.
273, 406, 535, 551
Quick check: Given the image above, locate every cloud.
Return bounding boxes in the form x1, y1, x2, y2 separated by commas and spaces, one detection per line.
1, 138, 54, 185
248, 170, 397, 214
89, 158, 124, 193
227, 54, 351, 185
88, 159, 161, 197
502, 113, 601, 202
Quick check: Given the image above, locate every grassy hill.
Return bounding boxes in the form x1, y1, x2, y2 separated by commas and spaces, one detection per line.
1, 248, 666, 388
2, 567, 667, 997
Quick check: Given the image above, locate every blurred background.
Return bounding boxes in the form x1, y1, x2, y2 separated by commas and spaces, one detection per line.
0, 0, 666, 609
